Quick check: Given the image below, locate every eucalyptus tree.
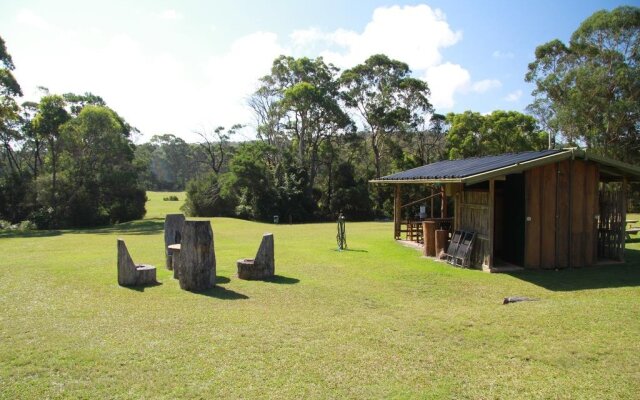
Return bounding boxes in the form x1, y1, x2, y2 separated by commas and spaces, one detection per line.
0, 35, 23, 175
446, 110, 547, 159
340, 54, 432, 178
195, 124, 242, 174
255, 56, 353, 193
526, 6, 640, 162
58, 105, 145, 226
32, 95, 70, 211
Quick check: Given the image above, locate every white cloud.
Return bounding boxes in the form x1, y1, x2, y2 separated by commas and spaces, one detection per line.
300, 4, 462, 70
471, 79, 502, 93
9, 3, 504, 142
424, 63, 470, 109
492, 50, 514, 59
505, 89, 523, 102
289, 5, 500, 110
16, 9, 49, 30
157, 9, 182, 21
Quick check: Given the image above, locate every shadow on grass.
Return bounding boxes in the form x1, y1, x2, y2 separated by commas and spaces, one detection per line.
192, 286, 249, 300
123, 281, 164, 292
331, 248, 368, 253
0, 229, 62, 238
265, 275, 300, 284
0, 219, 164, 238
216, 275, 231, 284
72, 219, 165, 236
506, 249, 640, 291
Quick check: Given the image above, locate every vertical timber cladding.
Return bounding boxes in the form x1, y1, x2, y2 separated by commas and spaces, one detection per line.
458, 189, 490, 268
584, 162, 599, 265
525, 160, 599, 269
556, 160, 570, 268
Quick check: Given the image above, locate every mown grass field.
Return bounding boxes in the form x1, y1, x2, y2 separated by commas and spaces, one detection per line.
1, 193, 639, 399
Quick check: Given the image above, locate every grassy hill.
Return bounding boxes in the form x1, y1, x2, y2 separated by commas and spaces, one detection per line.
1, 192, 639, 399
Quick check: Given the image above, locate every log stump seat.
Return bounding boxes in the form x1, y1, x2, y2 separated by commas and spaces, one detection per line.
237, 233, 275, 280
177, 221, 216, 291
117, 239, 157, 286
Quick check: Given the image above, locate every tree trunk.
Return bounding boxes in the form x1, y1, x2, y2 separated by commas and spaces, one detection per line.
371, 132, 382, 178
178, 221, 216, 291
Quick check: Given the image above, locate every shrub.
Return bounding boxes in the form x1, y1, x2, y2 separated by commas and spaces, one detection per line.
17, 220, 37, 231
182, 173, 235, 217
163, 195, 179, 201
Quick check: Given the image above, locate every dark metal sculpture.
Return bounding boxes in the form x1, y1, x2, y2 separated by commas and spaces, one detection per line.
336, 212, 347, 250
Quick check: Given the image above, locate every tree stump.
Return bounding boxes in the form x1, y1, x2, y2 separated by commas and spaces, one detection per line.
178, 221, 216, 291
238, 233, 275, 280
117, 239, 157, 286
435, 229, 448, 259
164, 214, 185, 270
423, 221, 436, 257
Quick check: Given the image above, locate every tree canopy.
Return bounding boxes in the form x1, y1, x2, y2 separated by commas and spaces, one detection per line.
526, 5, 640, 163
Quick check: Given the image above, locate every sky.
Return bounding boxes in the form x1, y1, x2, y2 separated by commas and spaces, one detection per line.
1, 0, 636, 143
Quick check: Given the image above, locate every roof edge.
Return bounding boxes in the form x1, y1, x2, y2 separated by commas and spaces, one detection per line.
461, 150, 572, 184
369, 178, 463, 184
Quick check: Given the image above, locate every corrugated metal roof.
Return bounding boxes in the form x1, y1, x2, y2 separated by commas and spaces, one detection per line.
377, 149, 563, 181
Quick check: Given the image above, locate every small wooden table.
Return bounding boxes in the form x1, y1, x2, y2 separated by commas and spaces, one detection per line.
168, 244, 181, 278
626, 220, 639, 239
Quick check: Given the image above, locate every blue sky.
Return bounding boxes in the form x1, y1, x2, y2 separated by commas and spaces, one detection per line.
1, 0, 635, 142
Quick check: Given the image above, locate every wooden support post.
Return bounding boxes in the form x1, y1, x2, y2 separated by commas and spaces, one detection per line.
394, 184, 402, 240
430, 187, 434, 218
441, 185, 447, 218
486, 179, 495, 269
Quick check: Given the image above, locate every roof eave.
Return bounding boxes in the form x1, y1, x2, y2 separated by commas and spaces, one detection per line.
576, 149, 640, 181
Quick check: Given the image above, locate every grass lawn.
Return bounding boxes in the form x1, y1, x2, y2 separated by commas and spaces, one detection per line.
1, 193, 639, 399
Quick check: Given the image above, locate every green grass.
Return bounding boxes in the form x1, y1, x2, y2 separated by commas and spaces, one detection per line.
1, 194, 639, 399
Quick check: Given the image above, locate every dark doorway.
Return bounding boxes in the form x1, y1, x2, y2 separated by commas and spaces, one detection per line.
496, 174, 525, 265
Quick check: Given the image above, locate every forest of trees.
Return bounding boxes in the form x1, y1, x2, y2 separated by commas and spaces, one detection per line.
0, 6, 638, 229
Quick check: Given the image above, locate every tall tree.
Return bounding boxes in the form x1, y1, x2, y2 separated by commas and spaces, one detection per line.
59, 105, 145, 226
195, 124, 241, 174
526, 6, 640, 162
32, 95, 70, 216
255, 56, 353, 195
340, 54, 432, 178
0, 35, 23, 175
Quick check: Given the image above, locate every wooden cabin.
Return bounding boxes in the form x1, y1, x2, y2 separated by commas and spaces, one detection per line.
370, 149, 640, 270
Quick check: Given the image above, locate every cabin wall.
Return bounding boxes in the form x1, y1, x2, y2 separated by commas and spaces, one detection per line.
457, 190, 491, 268
524, 159, 599, 269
